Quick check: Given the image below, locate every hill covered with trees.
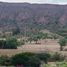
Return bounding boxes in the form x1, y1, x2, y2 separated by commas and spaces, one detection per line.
0, 2, 67, 37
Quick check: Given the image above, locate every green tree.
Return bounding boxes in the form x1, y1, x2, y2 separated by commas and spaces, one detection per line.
0, 37, 24, 49
12, 28, 20, 35
32, 35, 39, 44
58, 38, 67, 51
4, 37, 18, 49
42, 33, 48, 39
51, 52, 65, 62
52, 34, 58, 39
37, 53, 51, 64
0, 40, 6, 49
28, 56, 41, 67
11, 52, 41, 67
0, 56, 11, 66
28, 37, 33, 43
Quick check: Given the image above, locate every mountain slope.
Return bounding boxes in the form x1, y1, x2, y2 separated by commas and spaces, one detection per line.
0, 2, 67, 36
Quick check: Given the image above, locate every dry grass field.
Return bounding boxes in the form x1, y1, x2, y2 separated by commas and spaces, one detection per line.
0, 39, 67, 56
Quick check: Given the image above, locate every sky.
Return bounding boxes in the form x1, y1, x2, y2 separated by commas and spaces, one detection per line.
0, 0, 67, 4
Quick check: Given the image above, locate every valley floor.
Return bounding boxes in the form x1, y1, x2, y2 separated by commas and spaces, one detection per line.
0, 39, 67, 56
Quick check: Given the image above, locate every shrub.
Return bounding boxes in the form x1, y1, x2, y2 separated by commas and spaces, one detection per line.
27, 56, 41, 67
0, 40, 6, 49
58, 38, 67, 51
0, 37, 19, 49
56, 62, 67, 67
4, 37, 18, 49
0, 56, 11, 66
37, 53, 51, 64
43, 62, 67, 67
51, 52, 65, 62
11, 52, 41, 67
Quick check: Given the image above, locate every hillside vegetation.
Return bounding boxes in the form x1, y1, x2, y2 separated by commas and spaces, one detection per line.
0, 2, 67, 37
